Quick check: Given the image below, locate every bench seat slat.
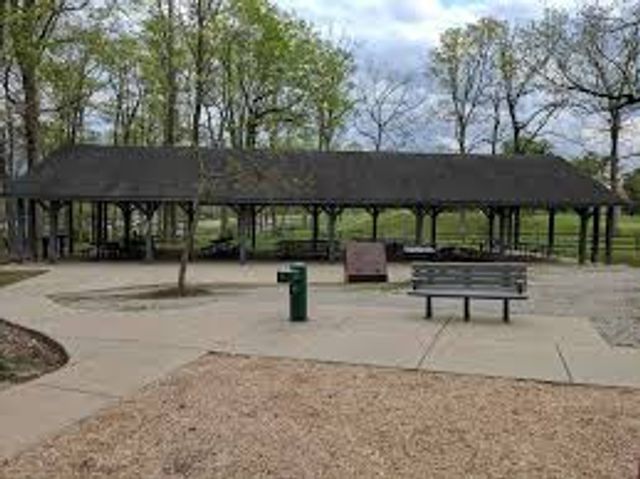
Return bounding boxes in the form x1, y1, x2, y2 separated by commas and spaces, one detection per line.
411, 272, 527, 279
412, 277, 525, 284
408, 289, 528, 300
408, 262, 529, 322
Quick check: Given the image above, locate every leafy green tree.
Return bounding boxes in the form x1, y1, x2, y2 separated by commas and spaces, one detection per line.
572, 151, 608, 182
41, 26, 104, 148
502, 136, 554, 155
430, 18, 506, 154
547, 4, 640, 194
497, 20, 566, 154
623, 168, 640, 205
305, 37, 354, 151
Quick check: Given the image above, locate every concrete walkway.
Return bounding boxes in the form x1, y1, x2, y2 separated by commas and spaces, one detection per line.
1, 262, 639, 459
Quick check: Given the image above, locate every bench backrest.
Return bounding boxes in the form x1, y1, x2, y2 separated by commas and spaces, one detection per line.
411, 262, 527, 293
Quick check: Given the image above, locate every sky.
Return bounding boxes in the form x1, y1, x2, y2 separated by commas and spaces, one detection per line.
273, 0, 640, 165
274, 0, 583, 72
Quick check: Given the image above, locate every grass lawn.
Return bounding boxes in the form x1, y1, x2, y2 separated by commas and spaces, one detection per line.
197, 209, 640, 266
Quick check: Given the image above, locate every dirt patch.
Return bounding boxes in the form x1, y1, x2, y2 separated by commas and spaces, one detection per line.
2, 353, 639, 478
49, 283, 256, 312
0, 319, 68, 388
0, 270, 47, 288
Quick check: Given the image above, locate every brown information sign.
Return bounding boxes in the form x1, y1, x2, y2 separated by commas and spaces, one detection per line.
344, 241, 388, 283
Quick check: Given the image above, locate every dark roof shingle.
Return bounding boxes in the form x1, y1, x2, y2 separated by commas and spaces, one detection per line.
7, 144, 622, 207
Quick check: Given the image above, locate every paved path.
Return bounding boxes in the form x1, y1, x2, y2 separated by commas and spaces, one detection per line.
1, 262, 639, 459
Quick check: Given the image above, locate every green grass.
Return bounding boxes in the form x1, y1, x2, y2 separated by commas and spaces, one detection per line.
75, 206, 639, 266
198, 208, 640, 266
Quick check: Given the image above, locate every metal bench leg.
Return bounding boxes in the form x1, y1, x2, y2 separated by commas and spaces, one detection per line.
425, 296, 432, 319
463, 297, 470, 322
503, 299, 510, 323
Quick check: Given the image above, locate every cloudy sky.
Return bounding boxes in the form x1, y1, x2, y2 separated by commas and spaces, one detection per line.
275, 0, 583, 71
271, 0, 639, 165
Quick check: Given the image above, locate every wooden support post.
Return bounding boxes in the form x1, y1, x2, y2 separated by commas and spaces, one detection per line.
513, 207, 521, 250
368, 207, 380, 241
145, 206, 154, 262
547, 208, 556, 257
498, 208, 506, 254
237, 206, 248, 264
505, 208, 513, 250
485, 207, 495, 251
96, 201, 104, 248
102, 202, 109, 243
122, 203, 132, 250
311, 205, 320, 250
605, 206, 614, 265
413, 206, 425, 245
97, 202, 103, 246
27, 199, 38, 260
48, 201, 60, 263
94, 202, 101, 260
327, 206, 338, 262
250, 206, 257, 251
66, 201, 74, 255
91, 202, 97, 246
430, 207, 439, 249
577, 208, 589, 265
591, 207, 600, 263
135, 202, 159, 262
16, 198, 26, 261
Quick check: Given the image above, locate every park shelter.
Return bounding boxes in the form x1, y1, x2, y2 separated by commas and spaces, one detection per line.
7, 144, 623, 263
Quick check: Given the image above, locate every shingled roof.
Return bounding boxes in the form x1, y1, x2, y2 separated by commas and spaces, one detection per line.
8, 144, 622, 207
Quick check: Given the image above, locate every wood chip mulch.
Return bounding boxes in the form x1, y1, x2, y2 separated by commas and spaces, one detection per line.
0, 319, 67, 386
2, 353, 640, 478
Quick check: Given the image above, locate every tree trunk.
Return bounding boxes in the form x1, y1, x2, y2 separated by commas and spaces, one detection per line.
490, 98, 501, 155
609, 107, 621, 232
456, 115, 467, 154
507, 97, 522, 154
178, 201, 198, 296
608, 107, 620, 191
22, 65, 39, 170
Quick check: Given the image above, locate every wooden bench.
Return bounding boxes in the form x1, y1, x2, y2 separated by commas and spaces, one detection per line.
408, 263, 528, 323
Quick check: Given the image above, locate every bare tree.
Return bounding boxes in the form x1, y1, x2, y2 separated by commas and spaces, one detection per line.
546, 4, 640, 193
430, 18, 506, 154
7, 0, 89, 258
354, 63, 423, 151
497, 20, 567, 154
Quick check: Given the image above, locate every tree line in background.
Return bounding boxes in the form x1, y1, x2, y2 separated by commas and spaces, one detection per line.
1, 0, 640, 201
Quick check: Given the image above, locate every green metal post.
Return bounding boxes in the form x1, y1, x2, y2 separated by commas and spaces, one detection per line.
289, 263, 307, 321
277, 262, 308, 322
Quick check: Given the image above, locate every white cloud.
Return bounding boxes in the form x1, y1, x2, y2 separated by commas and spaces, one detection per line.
276, 0, 587, 49
274, 0, 593, 75
274, 0, 625, 157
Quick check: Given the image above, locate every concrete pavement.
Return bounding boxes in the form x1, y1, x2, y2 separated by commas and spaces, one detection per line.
1, 262, 639, 459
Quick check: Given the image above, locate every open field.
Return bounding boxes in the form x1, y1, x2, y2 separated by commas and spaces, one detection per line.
2, 353, 639, 478
67, 207, 640, 265
196, 209, 640, 265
